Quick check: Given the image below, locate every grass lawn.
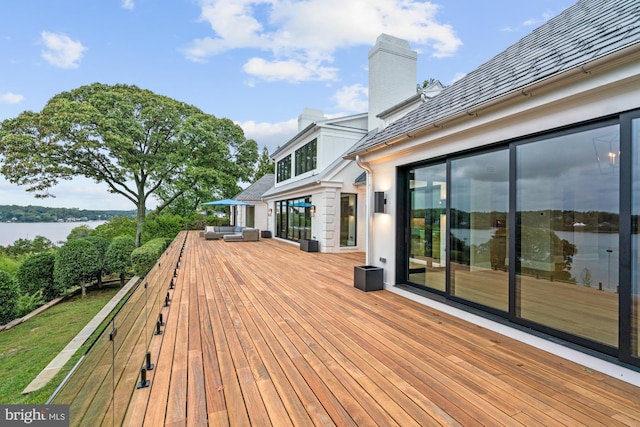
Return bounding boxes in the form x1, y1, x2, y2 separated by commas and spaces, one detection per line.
0, 285, 121, 404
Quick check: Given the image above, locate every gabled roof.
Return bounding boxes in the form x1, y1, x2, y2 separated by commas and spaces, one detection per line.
345, 0, 640, 157
234, 174, 275, 202
272, 113, 367, 158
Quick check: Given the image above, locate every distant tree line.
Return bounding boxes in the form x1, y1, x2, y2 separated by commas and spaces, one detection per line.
415, 209, 621, 233
0, 205, 135, 223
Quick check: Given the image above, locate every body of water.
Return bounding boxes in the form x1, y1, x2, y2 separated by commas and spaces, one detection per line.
0, 221, 107, 247
451, 228, 619, 291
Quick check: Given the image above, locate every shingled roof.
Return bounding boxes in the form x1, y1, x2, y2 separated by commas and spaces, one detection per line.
345, 0, 640, 157
234, 174, 275, 201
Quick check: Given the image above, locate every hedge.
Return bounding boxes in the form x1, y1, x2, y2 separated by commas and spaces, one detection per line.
130, 238, 171, 277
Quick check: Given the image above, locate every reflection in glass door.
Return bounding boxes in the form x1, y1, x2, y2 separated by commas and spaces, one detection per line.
409, 163, 446, 292
516, 124, 620, 347
340, 194, 357, 246
450, 150, 509, 311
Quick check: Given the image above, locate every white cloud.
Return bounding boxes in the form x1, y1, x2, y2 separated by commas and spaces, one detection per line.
184, 0, 462, 82
243, 57, 338, 82
332, 84, 368, 113
122, 0, 134, 10
40, 31, 87, 69
0, 92, 24, 104
237, 117, 298, 152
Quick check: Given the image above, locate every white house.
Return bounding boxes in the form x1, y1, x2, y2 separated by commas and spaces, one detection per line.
232, 173, 274, 231
345, 0, 640, 370
262, 34, 440, 253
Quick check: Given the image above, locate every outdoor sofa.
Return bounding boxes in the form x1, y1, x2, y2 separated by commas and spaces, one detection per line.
204, 225, 243, 240
223, 228, 260, 242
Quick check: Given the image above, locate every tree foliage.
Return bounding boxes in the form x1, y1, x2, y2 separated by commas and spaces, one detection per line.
92, 216, 136, 241
1, 236, 55, 259
15, 252, 57, 301
0, 271, 19, 324
105, 236, 136, 286
255, 146, 275, 179
84, 236, 111, 288
0, 204, 133, 223
66, 225, 93, 241
54, 239, 100, 297
0, 83, 258, 246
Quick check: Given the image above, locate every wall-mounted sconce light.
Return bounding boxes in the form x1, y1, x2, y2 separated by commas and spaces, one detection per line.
311, 205, 316, 216
374, 192, 386, 213
268, 208, 273, 216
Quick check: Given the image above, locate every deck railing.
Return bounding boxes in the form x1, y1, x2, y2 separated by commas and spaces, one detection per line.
49, 231, 188, 426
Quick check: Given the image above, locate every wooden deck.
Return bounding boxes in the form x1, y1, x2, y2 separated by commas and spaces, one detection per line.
124, 231, 640, 426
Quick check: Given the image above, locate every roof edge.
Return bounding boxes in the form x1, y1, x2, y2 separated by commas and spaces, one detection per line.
346, 40, 640, 159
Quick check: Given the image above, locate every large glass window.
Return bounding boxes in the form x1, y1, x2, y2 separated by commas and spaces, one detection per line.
340, 194, 357, 247
450, 150, 509, 311
409, 163, 446, 292
277, 155, 291, 183
295, 139, 317, 176
275, 197, 312, 241
632, 118, 640, 358
401, 114, 640, 364
516, 125, 619, 347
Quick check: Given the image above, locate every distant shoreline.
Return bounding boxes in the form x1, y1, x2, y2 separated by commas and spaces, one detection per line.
0, 205, 135, 224
0, 220, 109, 247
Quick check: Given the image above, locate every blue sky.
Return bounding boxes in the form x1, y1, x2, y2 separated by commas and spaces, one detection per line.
0, 0, 575, 210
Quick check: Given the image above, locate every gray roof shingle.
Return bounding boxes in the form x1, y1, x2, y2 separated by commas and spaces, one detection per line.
234, 174, 275, 201
345, 0, 640, 157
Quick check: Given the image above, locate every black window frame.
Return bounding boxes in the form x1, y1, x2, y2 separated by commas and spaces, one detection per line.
277, 155, 291, 183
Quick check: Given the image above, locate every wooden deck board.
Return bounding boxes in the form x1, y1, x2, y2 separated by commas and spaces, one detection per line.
122, 231, 640, 426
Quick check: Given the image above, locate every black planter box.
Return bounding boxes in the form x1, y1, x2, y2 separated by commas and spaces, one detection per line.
299, 239, 318, 252
354, 265, 383, 292
261, 230, 272, 238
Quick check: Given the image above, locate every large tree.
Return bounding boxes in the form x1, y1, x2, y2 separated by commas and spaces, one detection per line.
0, 83, 257, 246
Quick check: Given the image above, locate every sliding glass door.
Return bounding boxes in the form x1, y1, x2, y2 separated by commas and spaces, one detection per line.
409, 163, 446, 292
450, 149, 509, 312
515, 124, 619, 347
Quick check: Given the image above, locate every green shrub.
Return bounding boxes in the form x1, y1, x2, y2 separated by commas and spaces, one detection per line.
0, 256, 21, 276
0, 271, 19, 324
84, 236, 111, 287
142, 214, 185, 243
130, 238, 170, 277
15, 290, 45, 318
14, 252, 57, 301
54, 239, 100, 297
105, 236, 136, 286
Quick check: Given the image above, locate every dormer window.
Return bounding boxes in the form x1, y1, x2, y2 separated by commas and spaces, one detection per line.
295, 138, 317, 176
